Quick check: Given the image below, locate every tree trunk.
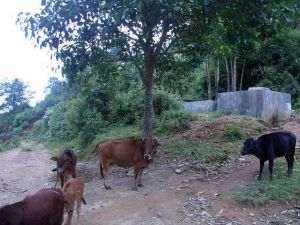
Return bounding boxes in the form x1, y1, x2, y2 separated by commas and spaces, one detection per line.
215, 59, 220, 100
239, 60, 246, 91
205, 58, 212, 100
143, 58, 155, 138
230, 54, 237, 92
233, 54, 237, 92
224, 57, 231, 92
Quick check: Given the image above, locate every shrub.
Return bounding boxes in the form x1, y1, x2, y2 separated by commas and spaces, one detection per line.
108, 87, 144, 125
153, 89, 180, 115
222, 125, 245, 141
155, 110, 193, 134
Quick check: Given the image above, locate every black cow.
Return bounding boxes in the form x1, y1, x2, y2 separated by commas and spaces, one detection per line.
241, 131, 296, 181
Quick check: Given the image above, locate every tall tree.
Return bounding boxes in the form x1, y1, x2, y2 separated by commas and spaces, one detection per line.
18, 0, 215, 137
0, 79, 32, 112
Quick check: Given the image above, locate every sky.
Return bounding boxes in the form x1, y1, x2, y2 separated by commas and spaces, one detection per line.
0, 0, 63, 105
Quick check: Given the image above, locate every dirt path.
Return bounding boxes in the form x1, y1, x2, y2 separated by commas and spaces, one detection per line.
0, 119, 300, 225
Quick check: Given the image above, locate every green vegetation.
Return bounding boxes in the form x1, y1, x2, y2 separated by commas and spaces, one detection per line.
232, 151, 300, 206
154, 110, 194, 134
22, 147, 32, 152
162, 139, 241, 164
222, 125, 245, 141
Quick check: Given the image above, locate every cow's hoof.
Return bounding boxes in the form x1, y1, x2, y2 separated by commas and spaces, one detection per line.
138, 184, 144, 187
257, 176, 262, 181
132, 186, 138, 191
105, 186, 111, 190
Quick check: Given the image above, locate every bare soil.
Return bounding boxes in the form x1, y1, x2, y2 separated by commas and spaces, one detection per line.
1, 116, 300, 225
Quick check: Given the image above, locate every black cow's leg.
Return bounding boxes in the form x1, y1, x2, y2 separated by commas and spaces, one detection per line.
132, 167, 139, 191
269, 159, 274, 182
287, 150, 295, 177
137, 169, 144, 187
258, 160, 264, 180
285, 154, 292, 177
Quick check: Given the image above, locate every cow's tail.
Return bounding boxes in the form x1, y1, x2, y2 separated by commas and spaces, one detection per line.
82, 197, 87, 205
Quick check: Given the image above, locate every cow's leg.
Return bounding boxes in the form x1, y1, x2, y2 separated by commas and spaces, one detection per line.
54, 172, 59, 187
268, 159, 274, 182
60, 174, 65, 188
257, 160, 264, 180
132, 167, 139, 191
137, 169, 144, 187
76, 198, 81, 223
102, 161, 111, 190
72, 169, 76, 178
66, 210, 73, 225
287, 149, 295, 177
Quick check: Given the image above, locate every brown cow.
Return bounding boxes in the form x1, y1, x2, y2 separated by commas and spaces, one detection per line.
98, 137, 159, 190
0, 188, 65, 225
62, 178, 87, 225
51, 149, 77, 188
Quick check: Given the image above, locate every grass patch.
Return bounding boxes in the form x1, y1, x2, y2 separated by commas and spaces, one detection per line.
162, 139, 242, 163
197, 110, 229, 122
0, 137, 20, 152
22, 147, 32, 152
232, 152, 300, 206
222, 124, 245, 141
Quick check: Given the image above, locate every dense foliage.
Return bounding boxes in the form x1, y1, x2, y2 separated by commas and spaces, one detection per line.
1, 1, 299, 153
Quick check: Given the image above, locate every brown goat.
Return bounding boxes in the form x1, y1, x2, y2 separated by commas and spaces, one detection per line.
51, 149, 77, 188
62, 178, 86, 225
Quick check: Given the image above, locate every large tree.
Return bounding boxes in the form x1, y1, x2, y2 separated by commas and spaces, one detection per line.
18, 0, 218, 137
0, 78, 32, 112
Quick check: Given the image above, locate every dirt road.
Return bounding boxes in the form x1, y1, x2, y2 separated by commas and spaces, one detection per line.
0, 120, 300, 225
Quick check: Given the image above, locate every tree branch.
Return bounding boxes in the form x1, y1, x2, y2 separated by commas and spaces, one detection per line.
154, 19, 171, 58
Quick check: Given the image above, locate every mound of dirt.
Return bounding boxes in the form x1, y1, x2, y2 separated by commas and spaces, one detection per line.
179, 115, 270, 141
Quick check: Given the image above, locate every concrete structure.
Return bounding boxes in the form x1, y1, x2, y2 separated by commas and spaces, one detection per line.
181, 100, 216, 113
217, 87, 291, 123
182, 87, 292, 122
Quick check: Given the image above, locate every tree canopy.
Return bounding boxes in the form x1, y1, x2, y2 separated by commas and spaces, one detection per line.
17, 0, 300, 136
0, 79, 32, 112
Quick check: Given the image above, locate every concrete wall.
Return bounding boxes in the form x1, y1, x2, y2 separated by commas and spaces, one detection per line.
181, 100, 216, 113
217, 88, 291, 122
182, 87, 292, 122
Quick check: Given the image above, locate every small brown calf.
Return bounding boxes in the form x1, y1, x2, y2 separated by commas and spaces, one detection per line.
51, 149, 77, 188
62, 178, 86, 225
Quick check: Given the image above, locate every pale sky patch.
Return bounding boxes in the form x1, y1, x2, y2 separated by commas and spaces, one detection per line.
0, 0, 63, 105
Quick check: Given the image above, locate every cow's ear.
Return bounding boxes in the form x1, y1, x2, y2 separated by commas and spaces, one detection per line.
51, 156, 58, 161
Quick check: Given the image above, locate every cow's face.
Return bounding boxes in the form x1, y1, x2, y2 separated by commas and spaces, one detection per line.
241, 138, 255, 156
143, 137, 159, 160
51, 154, 71, 173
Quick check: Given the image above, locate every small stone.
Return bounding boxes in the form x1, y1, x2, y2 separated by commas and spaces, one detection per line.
175, 168, 183, 174
249, 213, 255, 216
